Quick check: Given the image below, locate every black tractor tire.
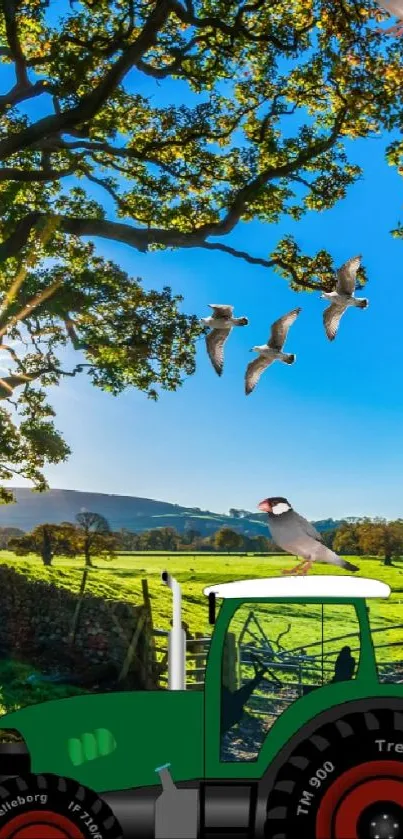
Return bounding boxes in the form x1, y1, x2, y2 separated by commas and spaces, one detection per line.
0, 772, 123, 839
257, 697, 403, 839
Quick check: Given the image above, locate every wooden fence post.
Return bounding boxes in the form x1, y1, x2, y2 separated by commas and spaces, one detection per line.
193, 631, 204, 658
69, 567, 89, 646
223, 631, 238, 692
141, 578, 157, 688
186, 631, 204, 690
118, 610, 147, 684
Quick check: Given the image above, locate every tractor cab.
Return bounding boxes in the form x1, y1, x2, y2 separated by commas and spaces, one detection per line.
203, 575, 392, 775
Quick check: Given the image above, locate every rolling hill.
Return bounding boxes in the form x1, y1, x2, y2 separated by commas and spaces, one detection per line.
0, 488, 343, 537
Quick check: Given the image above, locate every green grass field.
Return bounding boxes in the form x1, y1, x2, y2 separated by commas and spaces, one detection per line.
1, 550, 402, 634
0, 551, 401, 726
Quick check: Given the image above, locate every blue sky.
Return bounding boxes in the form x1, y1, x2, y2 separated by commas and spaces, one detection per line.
3, 32, 403, 521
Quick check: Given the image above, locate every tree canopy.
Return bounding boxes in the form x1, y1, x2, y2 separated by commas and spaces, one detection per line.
75, 510, 117, 566
0, 0, 403, 498
9, 511, 117, 565
9, 521, 78, 565
333, 518, 403, 564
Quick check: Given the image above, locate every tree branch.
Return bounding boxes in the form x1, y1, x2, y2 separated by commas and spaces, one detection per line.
135, 34, 205, 78
0, 165, 75, 182
169, 0, 314, 51
62, 315, 82, 351
0, 0, 173, 161
0, 278, 64, 341
0, 360, 90, 400
0, 213, 42, 263
2, 0, 29, 89
57, 2, 136, 60
197, 107, 348, 237
0, 211, 335, 291
0, 80, 53, 111
0, 97, 346, 274
291, 174, 324, 197
200, 242, 326, 290
0, 342, 22, 367
0, 2, 56, 110
83, 170, 132, 215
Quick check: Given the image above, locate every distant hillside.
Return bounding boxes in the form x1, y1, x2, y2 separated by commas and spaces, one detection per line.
0, 488, 344, 538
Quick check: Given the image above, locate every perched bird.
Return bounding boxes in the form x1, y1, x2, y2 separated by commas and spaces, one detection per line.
331, 646, 356, 683
245, 307, 301, 396
257, 496, 359, 576
201, 304, 248, 376
321, 255, 368, 341
373, 0, 403, 36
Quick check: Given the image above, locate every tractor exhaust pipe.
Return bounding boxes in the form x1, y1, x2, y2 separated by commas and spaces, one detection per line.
161, 571, 186, 690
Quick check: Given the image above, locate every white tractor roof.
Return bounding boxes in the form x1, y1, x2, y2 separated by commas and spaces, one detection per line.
204, 576, 391, 600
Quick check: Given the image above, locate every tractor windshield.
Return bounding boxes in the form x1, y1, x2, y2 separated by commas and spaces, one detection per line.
220, 601, 361, 762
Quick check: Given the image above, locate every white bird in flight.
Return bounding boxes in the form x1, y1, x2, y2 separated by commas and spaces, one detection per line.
373, 0, 403, 36
321, 255, 368, 341
201, 304, 248, 376
245, 307, 301, 396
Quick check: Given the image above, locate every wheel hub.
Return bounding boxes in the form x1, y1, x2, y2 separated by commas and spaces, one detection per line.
358, 801, 403, 839
316, 761, 403, 838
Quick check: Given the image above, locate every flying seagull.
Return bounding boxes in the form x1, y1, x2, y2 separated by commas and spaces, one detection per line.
201, 304, 248, 376
258, 496, 359, 576
245, 307, 301, 396
373, 0, 403, 36
0, 373, 33, 400
321, 255, 368, 341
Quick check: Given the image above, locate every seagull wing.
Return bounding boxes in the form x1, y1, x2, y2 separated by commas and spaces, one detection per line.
268, 307, 302, 350
336, 255, 361, 296
293, 512, 324, 542
379, 0, 403, 17
206, 329, 229, 376
323, 303, 346, 341
245, 356, 273, 395
0, 378, 14, 395
208, 304, 234, 319
0, 374, 33, 392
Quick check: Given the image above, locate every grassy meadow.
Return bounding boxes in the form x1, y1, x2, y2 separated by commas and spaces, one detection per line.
0, 549, 402, 634
0, 550, 402, 724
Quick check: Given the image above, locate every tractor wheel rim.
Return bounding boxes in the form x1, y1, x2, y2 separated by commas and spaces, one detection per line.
316, 760, 403, 839
0, 810, 86, 839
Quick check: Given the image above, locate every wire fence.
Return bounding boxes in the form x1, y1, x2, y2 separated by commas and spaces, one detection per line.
152, 618, 403, 698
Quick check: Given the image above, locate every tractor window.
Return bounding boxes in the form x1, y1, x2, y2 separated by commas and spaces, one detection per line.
368, 604, 403, 683
220, 602, 360, 762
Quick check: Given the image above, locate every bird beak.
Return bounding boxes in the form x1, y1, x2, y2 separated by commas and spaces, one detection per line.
258, 499, 271, 513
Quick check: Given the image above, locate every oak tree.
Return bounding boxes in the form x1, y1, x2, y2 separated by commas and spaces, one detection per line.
9, 521, 78, 565
356, 518, 403, 566
0, 0, 402, 497
214, 526, 245, 551
75, 510, 117, 566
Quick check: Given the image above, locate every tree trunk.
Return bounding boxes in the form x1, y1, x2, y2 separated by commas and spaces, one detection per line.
384, 530, 393, 566
84, 537, 93, 567
41, 527, 53, 566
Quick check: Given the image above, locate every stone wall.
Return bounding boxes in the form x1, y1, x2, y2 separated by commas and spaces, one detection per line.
0, 564, 152, 688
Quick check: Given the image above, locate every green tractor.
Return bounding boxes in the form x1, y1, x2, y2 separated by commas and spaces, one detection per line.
0, 570, 402, 839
